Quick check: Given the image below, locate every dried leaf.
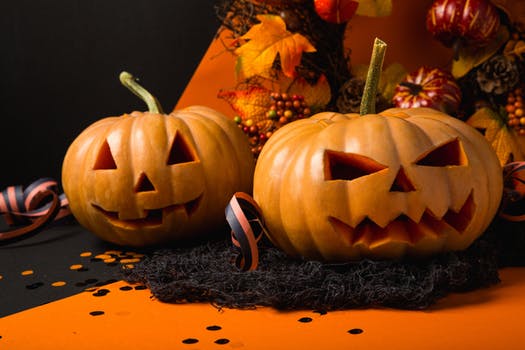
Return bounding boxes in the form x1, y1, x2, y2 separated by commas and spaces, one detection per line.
217, 86, 273, 123
466, 107, 525, 165
278, 73, 331, 111
235, 15, 316, 80
351, 62, 407, 101
491, 0, 525, 31
504, 39, 525, 58
452, 26, 510, 78
356, 0, 393, 17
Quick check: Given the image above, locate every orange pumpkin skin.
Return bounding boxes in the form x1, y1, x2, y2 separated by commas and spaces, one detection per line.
254, 107, 503, 261
62, 106, 255, 247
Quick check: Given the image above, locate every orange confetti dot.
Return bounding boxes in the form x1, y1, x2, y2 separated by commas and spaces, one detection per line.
80, 252, 92, 257
104, 250, 122, 255
95, 254, 112, 260
104, 258, 116, 264
51, 281, 66, 287
120, 258, 140, 264
21, 270, 34, 276
70, 264, 83, 271
123, 264, 135, 269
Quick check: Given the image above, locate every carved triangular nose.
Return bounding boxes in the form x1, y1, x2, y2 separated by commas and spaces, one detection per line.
389, 166, 416, 192
135, 172, 155, 193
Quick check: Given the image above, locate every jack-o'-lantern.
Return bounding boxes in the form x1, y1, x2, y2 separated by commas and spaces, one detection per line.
254, 107, 503, 260
62, 72, 255, 247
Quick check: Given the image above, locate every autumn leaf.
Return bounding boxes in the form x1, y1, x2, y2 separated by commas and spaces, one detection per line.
466, 107, 525, 165
234, 15, 316, 80
277, 73, 331, 112
352, 62, 407, 101
217, 86, 273, 123
452, 26, 509, 78
356, 0, 393, 17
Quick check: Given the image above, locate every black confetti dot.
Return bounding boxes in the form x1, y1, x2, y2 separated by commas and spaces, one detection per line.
134, 285, 147, 290
92, 289, 110, 297
214, 338, 230, 345
89, 311, 105, 316
348, 328, 363, 335
206, 325, 222, 331
313, 310, 327, 315
85, 278, 99, 284
26, 282, 44, 290
298, 317, 313, 323
182, 338, 199, 344
120, 286, 133, 291
90, 257, 103, 262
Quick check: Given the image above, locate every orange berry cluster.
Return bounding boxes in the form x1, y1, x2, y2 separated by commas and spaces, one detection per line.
506, 87, 525, 134
235, 92, 311, 157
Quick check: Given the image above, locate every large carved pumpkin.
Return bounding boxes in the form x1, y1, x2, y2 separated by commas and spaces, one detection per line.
253, 107, 503, 261
62, 73, 255, 247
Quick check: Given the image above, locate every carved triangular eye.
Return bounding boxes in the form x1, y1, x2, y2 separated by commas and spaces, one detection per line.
93, 140, 117, 170
415, 138, 467, 167
324, 150, 387, 181
166, 132, 196, 165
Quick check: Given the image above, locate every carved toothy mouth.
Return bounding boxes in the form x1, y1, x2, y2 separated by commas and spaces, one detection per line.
92, 194, 203, 228
328, 191, 475, 248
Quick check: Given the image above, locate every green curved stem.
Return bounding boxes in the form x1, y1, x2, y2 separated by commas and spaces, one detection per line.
360, 38, 387, 116
119, 71, 164, 114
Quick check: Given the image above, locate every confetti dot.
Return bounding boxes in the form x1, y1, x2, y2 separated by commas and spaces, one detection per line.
120, 258, 141, 264
314, 310, 327, 315
51, 281, 66, 287
103, 258, 116, 264
105, 250, 122, 255
214, 338, 230, 345
90, 311, 105, 316
21, 270, 34, 276
85, 278, 99, 284
80, 252, 92, 257
95, 254, 112, 260
348, 328, 364, 335
26, 282, 44, 290
119, 286, 133, 291
298, 317, 313, 323
84, 287, 98, 292
206, 325, 222, 331
182, 338, 199, 344
92, 289, 110, 297
123, 264, 135, 269
134, 285, 147, 290
69, 264, 83, 271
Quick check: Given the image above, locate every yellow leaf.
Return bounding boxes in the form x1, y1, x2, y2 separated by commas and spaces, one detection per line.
351, 62, 407, 101
234, 15, 316, 80
466, 107, 525, 165
277, 73, 331, 111
356, 0, 392, 17
452, 26, 510, 78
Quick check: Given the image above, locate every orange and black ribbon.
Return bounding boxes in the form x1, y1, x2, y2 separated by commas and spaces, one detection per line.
0, 178, 70, 242
225, 192, 267, 271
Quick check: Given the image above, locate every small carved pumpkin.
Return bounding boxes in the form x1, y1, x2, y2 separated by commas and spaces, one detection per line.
253, 107, 503, 261
62, 73, 254, 247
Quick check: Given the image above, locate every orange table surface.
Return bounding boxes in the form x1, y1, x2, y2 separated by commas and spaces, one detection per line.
1, 267, 524, 349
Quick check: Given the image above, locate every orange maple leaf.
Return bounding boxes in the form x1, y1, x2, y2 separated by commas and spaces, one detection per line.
217, 86, 273, 123
235, 15, 316, 79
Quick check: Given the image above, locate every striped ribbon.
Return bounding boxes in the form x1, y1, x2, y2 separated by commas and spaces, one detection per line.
225, 192, 267, 271
500, 162, 525, 222
0, 178, 70, 241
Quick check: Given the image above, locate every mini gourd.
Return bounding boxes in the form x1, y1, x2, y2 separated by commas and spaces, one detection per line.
253, 39, 503, 261
62, 72, 255, 247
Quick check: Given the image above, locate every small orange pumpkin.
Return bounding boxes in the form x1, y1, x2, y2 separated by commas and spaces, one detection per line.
62, 72, 255, 247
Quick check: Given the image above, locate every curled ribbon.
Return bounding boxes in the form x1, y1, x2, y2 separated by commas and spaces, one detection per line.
0, 178, 70, 242
225, 192, 267, 271
500, 162, 525, 222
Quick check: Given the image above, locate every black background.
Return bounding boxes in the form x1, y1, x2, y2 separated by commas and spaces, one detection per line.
0, 0, 220, 189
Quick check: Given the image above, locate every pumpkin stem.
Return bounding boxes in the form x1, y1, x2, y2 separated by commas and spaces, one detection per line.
360, 38, 387, 116
119, 71, 164, 114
